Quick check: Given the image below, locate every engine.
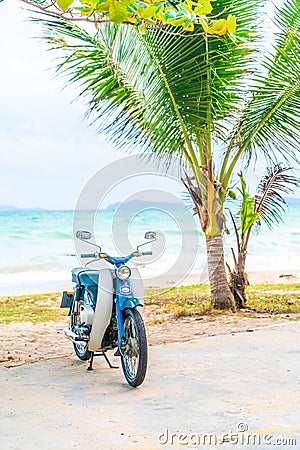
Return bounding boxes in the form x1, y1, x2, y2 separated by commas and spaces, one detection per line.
80, 289, 95, 326
79, 304, 94, 326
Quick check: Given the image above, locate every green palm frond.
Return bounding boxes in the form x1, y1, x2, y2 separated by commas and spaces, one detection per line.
222, 0, 300, 188
37, 17, 148, 151
35, 0, 264, 170
255, 164, 300, 228
228, 165, 299, 255
273, 0, 300, 55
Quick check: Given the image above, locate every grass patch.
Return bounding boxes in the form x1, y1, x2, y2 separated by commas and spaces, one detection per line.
0, 284, 299, 324
0, 293, 64, 324
246, 284, 300, 314
144, 283, 300, 318
145, 284, 213, 318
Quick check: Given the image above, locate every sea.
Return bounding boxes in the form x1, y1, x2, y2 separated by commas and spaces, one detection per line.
0, 199, 299, 295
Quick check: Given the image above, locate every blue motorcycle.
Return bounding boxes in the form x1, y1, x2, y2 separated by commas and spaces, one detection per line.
61, 230, 156, 387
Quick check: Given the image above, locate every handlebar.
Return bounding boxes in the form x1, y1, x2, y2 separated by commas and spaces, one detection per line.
80, 250, 152, 260
81, 253, 96, 258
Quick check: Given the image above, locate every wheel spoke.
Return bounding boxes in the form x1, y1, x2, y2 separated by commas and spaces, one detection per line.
121, 309, 147, 387
123, 316, 140, 378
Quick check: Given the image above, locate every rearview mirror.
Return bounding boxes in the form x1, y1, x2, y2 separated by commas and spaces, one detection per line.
144, 231, 156, 240
76, 230, 92, 240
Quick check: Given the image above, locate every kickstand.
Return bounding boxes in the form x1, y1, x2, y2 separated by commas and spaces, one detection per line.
87, 351, 119, 371
87, 352, 94, 371
102, 352, 119, 369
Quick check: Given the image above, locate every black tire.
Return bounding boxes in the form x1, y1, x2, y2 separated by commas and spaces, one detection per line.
70, 299, 92, 361
121, 308, 148, 387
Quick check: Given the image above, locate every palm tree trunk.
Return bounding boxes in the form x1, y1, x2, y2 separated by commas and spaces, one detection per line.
205, 235, 235, 310
229, 248, 248, 309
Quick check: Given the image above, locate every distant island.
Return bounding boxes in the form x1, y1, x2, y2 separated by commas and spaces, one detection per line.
0, 205, 46, 212
0, 205, 20, 212
1, 197, 299, 212
105, 197, 300, 211
105, 199, 186, 211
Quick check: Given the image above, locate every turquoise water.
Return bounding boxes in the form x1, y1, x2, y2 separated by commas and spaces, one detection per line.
0, 202, 299, 294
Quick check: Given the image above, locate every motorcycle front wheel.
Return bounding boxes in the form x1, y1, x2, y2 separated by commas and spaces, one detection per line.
121, 308, 148, 387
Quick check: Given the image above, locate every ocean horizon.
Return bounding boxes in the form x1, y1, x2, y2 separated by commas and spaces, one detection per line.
0, 198, 299, 295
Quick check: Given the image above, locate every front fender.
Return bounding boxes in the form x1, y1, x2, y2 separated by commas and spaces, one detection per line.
115, 276, 144, 346
118, 295, 143, 311
116, 271, 144, 311
116, 296, 143, 348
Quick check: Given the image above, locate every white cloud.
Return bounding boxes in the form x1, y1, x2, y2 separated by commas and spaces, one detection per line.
0, 0, 122, 209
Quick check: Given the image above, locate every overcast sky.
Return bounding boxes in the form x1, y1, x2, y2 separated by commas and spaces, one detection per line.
0, 0, 125, 209
0, 0, 298, 209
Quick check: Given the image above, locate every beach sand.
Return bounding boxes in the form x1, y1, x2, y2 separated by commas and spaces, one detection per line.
1, 269, 299, 296
143, 269, 300, 288
1, 312, 298, 369
0, 269, 299, 368
247, 269, 300, 284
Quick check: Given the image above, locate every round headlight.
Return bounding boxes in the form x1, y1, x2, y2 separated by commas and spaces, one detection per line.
117, 265, 131, 280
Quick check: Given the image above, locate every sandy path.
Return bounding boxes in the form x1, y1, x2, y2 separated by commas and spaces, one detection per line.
0, 313, 297, 368
1, 322, 299, 449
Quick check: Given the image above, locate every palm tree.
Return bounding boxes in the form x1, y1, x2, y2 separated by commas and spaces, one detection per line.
28, 0, 300, 309
228, 165, 300, 308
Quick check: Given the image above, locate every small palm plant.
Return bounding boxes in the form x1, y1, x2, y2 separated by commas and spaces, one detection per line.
227, 165, 300, 308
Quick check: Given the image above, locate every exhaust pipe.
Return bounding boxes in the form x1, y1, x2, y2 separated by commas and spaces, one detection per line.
64, 328, 89, 343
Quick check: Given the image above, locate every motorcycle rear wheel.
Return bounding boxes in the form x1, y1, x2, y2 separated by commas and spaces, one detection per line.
70, 300, 92, 361
121, 308, 148, 387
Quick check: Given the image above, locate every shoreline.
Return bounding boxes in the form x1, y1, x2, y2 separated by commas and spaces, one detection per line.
0, 269, 299, 296
178, 270, 300, 287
